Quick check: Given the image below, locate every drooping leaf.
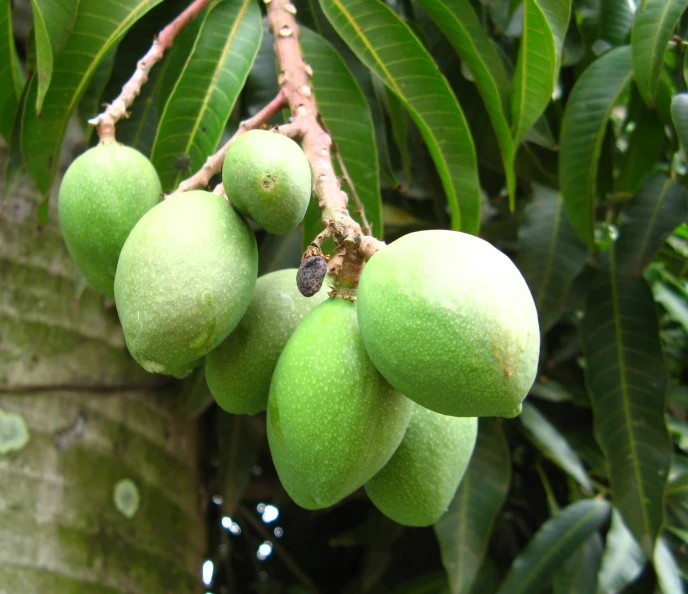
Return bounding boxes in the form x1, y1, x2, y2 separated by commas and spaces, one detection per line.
579, 262, 671, 556
519, 402, 593, 492
435, 418, 511, 594
300, 26, 383, 238
511, 0, 572, 145
151, 0, 262, 192
319, 0, 481, 234
616, 174, 688, 278
559, 45, 633, 249
599, 0, 633, 46
77, 42, 120, 140
30, 0, 79, 113
0, 0, 24, 141
20, 0, 166, 195
552, 532, 603, 594
496, 499, 611, 594
632, 0, 688, 106
596, 509, 646, 594
412, 0, 516, 208
516, 184, 588, 332
530, 377, 573, 403
383, 83, 412, 186
671, 93, 688, 153
654, 536, 686, 594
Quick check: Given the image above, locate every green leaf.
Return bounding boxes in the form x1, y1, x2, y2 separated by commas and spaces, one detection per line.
596, 509, 646, 594
616, 174, 688, 278
412, 0, 516, 208
496, 499, 611, 594
384, 83, 412, 186
319, 0, 481, 233
511, 0, 572, 145
77, 42, 120, 140
0, 0, 24, 141
20, 0, 166, 195
579, 263, 671, 556
654, 536, 686, 594
599, 0, 633, 46
632, 0, 688, 106
31, 0, 79, 113
151, 0, 262, 192
435, 418, 511, 594
519, 402, 593, 492
671, 93, 688, 153
552, 533, 603, 594
300, 27, 383, 238
517, 184, 588, 332
530, 377, 573, 403
559, 45, 633, 249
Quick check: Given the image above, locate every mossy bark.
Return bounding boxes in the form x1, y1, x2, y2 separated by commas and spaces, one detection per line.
0, 146, 205, 593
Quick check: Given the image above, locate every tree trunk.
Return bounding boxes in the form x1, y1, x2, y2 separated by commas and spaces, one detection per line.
0, 144, 205, 593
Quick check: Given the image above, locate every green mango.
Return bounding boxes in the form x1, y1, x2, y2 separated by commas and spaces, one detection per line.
206, 268, 330, 415
114, 190, 258, 377
357, 230, 540, 418
222, 130, 311, 235
58, 143, 162, 298
365, 405, 477, 527
267, 298, 413, 509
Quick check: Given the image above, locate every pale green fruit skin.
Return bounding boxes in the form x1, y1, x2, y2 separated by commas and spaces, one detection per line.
365, 405, 477, 527
267, 298, 413, 509
206, 268, 330, 415
114, 190, 258, 377
357, 230, 540, 418
222, 130, 311, 235
58, 143, 163, 298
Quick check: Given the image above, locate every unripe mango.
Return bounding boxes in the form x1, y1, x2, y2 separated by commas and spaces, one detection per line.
357, 230, 540, 418
267, 298, 413, 509
206, 268, 330, 415
222, 130, 311, 235
58, 143, 162, 297
114, 190, 257, 377
365, 405, 477, 527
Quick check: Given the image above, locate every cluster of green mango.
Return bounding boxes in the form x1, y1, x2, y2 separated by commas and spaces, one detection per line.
58, 129, 540, 527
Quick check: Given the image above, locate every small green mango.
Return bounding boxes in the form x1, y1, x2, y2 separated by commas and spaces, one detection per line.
58, 143, 162, 297
267, 298, 413, 509
365, 405, 477, 527
357, 230, 540, 418
222, 130, 311, 235
114, 190, 258, 377
206, 268, 330, 415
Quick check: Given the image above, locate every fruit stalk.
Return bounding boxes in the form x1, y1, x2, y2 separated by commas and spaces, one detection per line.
88, 0, 215, 142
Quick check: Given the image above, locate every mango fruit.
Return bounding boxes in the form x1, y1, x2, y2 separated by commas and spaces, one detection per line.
357, 230, 540, 418
114, 190, 257, 377
365, 405, 477, 526
222, 130, 311, 235
267, 298, 413, 509
206, 268, 330, 415
58, 143, 162, 297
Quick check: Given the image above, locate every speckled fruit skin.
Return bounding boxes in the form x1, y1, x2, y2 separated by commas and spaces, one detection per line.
266, 298, 413, 509
357, 230, 540, 418
58, 143, 163, 298
365, 405, 477, 526
222, 130, 311, 235
206, 268, 330, 415
114, 190, 258, 377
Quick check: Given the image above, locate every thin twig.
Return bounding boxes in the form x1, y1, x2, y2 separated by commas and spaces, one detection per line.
89, 0, 215, 142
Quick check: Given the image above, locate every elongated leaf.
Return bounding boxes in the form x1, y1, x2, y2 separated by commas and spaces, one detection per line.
300, 27, 383, 238
517, 184, 588, 331
519, 402, 593, 491
435, 418, 511, 594
151, 0, 262, 192
497, 499, 611, 594
632, 0, 688, 106
384, 83, 412, 186
616, 174, 688, 278
412, 0, 516, 207
579, 263, 671, 556
596, 509, 646, 594
654, 536, 685, 594
0, 0, 24, 141
20, 0, 166, 195
31, 0, 79, 113
319, 0, 481, 233
511, 0, 571, 145
552, 533, 603, 594
599, 0, 633, 46
559, 45, 633, 249
77, 42, 120, 139
672, 93, 688, 153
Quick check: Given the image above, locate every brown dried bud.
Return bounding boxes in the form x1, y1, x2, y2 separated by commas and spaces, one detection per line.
297, 256, 328, 297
